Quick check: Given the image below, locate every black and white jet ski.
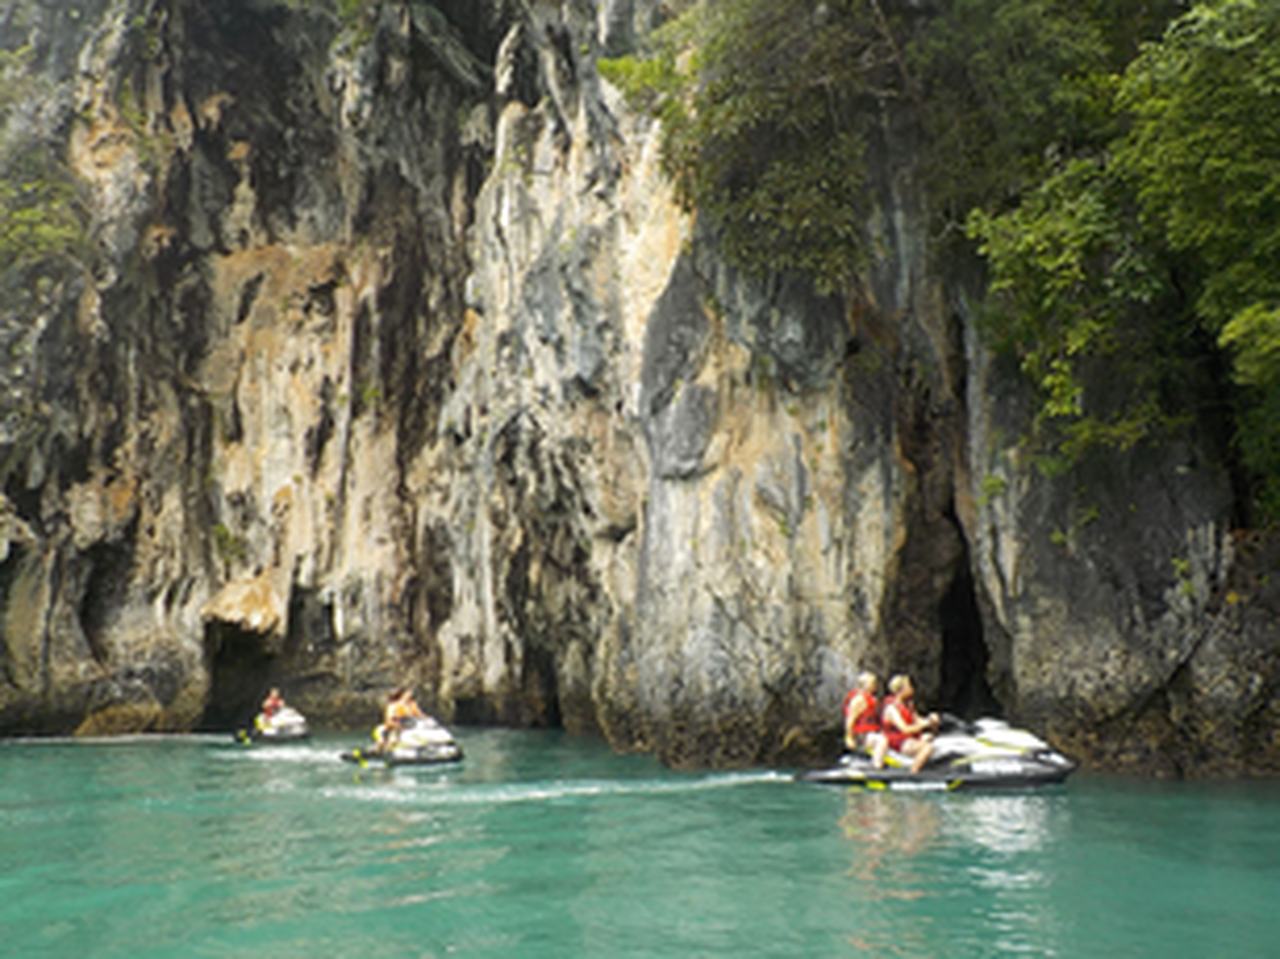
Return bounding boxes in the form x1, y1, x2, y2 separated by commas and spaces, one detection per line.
796, 715, 1076, 791
340, 716, 463, 767
235, 706, 311, 744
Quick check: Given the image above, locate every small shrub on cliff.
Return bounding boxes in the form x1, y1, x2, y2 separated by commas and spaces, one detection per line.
0, 47, 87, 277
212, 523, 249, 567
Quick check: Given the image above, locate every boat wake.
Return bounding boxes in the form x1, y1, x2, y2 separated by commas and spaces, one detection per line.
1, 733, 230, 747
216, 744, 332, 765
327, 769, 790, 807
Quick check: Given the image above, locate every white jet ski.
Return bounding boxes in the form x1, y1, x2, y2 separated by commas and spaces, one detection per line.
236, 705, 311, 744
340, 715, 463, 767
796, 715, 1076, 791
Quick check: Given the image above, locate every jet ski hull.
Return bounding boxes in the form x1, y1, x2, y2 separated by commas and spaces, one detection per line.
235, 707, 310, 744
796, 756, 1073, 791
340, 744, 463, 767
340, 716, 463, 766
796, 716, 1076, 791
249, 727, 311, 743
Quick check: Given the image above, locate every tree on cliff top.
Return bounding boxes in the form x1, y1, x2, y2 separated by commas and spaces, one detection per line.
603, 0, 1280, 524
1120, 0, 1280, 518
974, 0, 1280, 520
603, 0, 904, 293
601, 0, 1169, 283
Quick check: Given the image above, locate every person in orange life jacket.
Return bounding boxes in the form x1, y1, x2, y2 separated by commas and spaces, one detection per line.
881, 674, 940, 774
379, 687, 426, 750
376, 688, 405, 750
842, 671, 888, 768
399, 688, 426, 722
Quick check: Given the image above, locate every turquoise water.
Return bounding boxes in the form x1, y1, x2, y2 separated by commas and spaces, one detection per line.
2, 729, 1278, 958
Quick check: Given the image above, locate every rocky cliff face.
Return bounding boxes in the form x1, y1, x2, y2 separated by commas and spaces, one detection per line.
1, 0, 1274, 775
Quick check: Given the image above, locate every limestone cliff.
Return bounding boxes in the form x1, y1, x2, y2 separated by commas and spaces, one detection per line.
0, 0, 1274, 776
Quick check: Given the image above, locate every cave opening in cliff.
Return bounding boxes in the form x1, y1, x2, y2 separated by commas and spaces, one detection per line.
523, 644, 563, 728
199, 622, 276, 730
937, 561, 999, 719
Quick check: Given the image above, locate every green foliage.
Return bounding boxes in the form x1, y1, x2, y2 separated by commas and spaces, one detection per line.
336, 0, 366, 21
967, 155, 1192, 464
1114, 1, 1280, 515
910, 0, 1115, 228
0, 46, 87, 278
972, 1, 1280, 518
607, 1, 1280, 519
212, 523, 248, 567
0, 168, 84, 272
597, 53, 683, 118
602, 0, 901, 292
1116, 1, 1280, 332
978, 473, 1008, 506
280, 0, 366, 18
606, 1, 1186, 285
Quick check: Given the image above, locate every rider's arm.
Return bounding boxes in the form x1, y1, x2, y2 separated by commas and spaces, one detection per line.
907, 714, 931, 735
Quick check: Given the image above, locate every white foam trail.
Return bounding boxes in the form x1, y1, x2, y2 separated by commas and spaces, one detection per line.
1, 733, 231, 746
215, 744, 336, 765
325, 769, 789, 807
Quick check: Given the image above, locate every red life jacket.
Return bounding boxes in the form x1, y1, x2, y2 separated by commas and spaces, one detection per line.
843, 690, 881, 735
883, 695, 918, 750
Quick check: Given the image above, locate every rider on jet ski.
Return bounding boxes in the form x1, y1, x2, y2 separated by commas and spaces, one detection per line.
842, 671, 888, 769
881, 674, 941, 773
261, 687, 285, 719
376, 687, 426, 751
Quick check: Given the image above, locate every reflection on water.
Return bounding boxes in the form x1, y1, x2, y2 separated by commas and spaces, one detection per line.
839, 792, 940, 897
838, 793, 944, 957
943, 794, 1053, 856
837, 790, 1066, 957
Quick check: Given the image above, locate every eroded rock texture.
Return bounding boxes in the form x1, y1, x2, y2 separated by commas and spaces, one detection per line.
0, 0, 1274, 775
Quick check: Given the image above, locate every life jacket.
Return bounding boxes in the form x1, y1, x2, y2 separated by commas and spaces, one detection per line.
883, 695, 918, 750
843, 690, 881, 735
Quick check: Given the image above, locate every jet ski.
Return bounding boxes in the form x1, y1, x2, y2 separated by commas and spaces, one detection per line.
796, 715, 1076, 791
339, 716, 463, 767
235, 706, 311, 744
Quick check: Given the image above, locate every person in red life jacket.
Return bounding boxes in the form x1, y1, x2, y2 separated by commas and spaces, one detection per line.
251, 687, 286, 735
842, 671, 888, 768
260, 687, 285, 719
881, 674, 940, 773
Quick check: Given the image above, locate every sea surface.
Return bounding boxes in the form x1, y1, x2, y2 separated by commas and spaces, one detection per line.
2, 728, 1278, 958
